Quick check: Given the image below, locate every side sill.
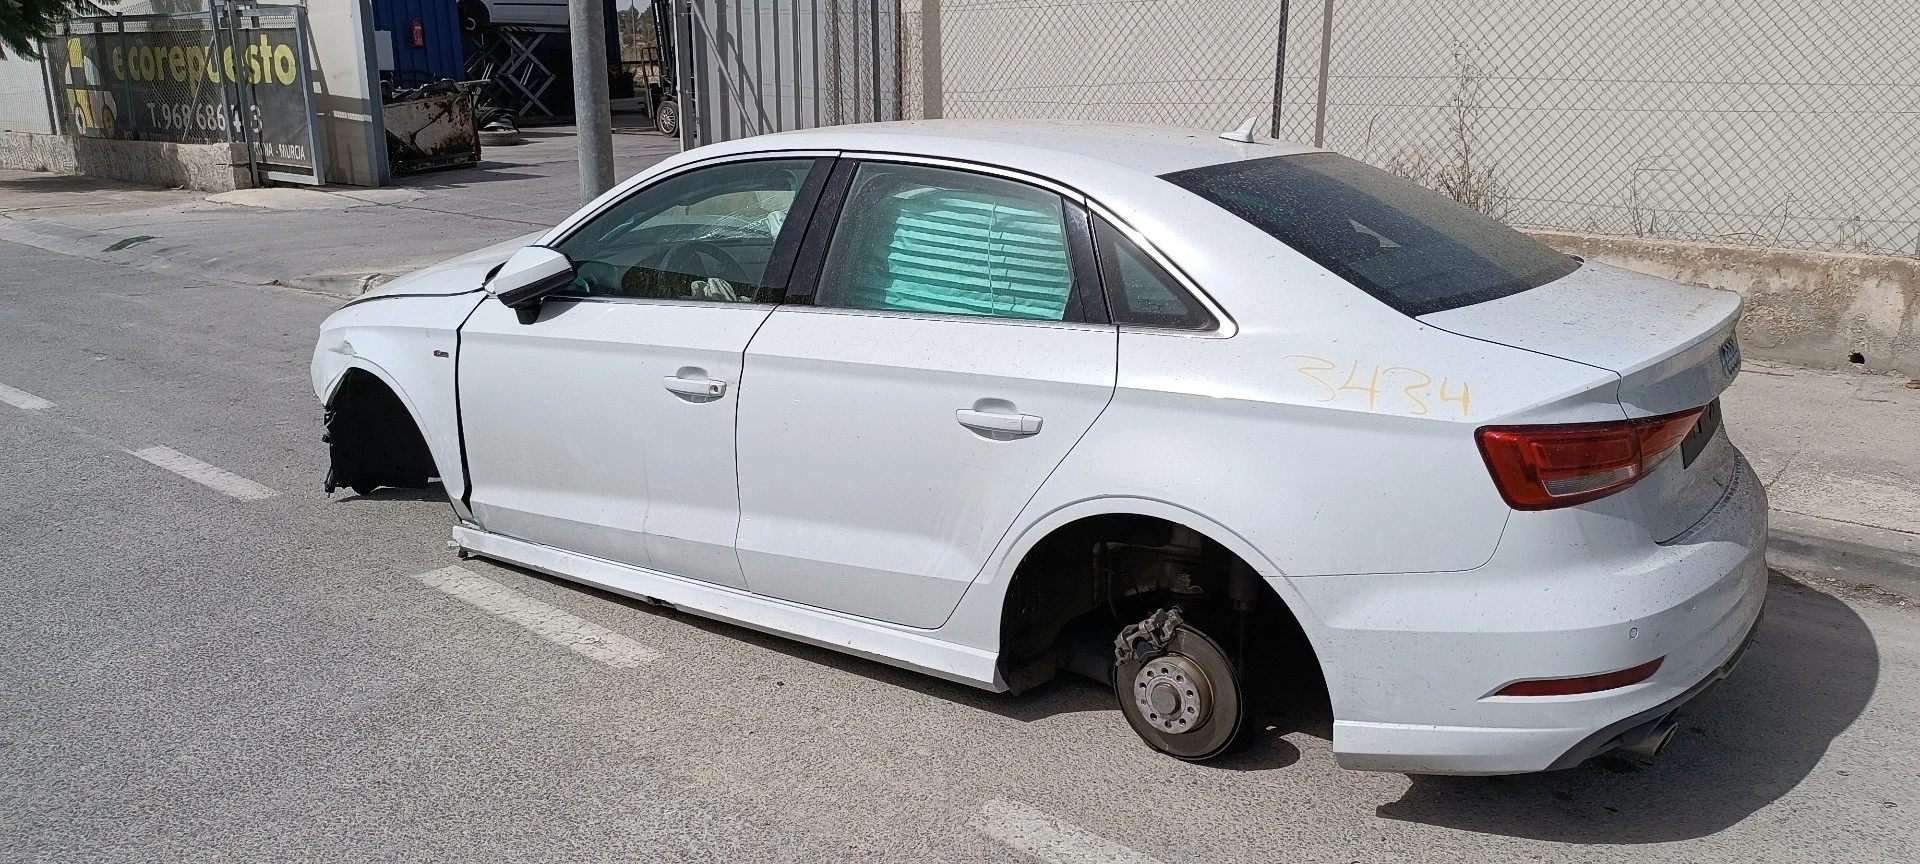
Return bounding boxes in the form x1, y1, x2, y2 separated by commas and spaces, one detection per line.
449, 525, 1008, 692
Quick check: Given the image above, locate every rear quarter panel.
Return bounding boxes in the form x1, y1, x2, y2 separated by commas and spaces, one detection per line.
1025, 319, 1618, 582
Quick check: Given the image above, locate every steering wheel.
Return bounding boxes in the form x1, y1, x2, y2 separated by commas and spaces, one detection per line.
658, 240, 752, 288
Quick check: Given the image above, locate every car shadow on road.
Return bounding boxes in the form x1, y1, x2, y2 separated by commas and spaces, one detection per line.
1374, 574, 1881, 844
336, 484, 449, 503
392, 167, 552, 189
635, 593, 1122, 722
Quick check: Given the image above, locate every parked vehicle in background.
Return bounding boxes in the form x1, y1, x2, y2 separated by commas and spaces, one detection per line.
311, 120, 1766, 774
460, 0, 568, 31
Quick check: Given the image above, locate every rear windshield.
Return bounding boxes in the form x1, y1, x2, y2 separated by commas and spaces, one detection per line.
1161, 153, 1579, 316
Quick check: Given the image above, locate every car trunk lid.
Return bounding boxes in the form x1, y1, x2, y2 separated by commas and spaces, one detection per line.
1422, 261, 1745, 540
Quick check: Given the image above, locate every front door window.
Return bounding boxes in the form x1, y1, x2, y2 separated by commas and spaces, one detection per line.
556, 158, 816, 303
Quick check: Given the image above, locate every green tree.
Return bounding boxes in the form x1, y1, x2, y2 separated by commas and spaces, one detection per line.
0, 0, 112, 60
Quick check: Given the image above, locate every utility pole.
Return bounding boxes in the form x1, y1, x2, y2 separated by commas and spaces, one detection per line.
1313, 0, 1334, 148
921, 0, 942, 119
1269, 0, 1289, 139
569, 0, 617, 202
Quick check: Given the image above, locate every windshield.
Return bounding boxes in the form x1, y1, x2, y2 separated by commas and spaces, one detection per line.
1161, 153, 1578, 316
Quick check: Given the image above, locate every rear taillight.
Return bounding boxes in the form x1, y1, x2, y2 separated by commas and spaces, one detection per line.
1476, 406, 1705, 510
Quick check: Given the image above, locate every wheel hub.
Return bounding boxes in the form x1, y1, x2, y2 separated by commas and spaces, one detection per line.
1132, 653, 1212, 734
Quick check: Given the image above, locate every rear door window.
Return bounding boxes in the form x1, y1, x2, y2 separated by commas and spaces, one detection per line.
812, 162, 1082, 322
1161, 153, 1578, 316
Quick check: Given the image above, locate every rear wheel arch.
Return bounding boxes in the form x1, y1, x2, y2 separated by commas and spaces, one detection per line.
991, 499, 1329, 701
991, 498, 1297, 600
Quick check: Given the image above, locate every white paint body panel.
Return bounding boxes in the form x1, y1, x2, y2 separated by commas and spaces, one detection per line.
450, 524, 1003, 687
1421, 260, 1743, 417
459, 297, 772, 588
1423, 260, 1748, 542
312, 292, 486, 520
359, 231, 540, 301
1301, 449, 1768, 774
735, 308, 1117, 628
320, 120, 1769, 775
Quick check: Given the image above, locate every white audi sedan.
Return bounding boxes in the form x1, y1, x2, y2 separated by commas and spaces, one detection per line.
312, 120, 1765, 774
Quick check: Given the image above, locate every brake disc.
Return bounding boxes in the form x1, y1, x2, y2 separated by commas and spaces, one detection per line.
1114, 611, 1244, 761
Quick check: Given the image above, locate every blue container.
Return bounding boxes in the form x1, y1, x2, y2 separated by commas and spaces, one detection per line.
372, 0, 466, 84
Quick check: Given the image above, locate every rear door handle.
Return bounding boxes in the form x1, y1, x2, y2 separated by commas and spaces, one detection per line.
664, 375, 727, 399
956, 408, 1042, 437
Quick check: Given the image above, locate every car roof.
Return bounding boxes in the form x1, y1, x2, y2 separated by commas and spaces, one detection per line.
700, 119, 1325, 179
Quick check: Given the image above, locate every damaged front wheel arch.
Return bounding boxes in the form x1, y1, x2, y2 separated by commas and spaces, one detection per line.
323, 368, 439, 496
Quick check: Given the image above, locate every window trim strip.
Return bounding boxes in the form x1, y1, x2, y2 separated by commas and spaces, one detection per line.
542, 148, 842, 250
1084, 200, 1238, 338
780, 157, 859, 303
759, 156, 838, 301
1062, 199, 1109, 326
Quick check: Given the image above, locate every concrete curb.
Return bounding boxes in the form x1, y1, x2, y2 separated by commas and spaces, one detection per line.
0, 215, 388, 299
1768, 509, 1920, 599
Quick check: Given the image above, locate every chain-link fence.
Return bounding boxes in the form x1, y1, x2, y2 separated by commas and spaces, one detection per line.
52, 11, 231, 145
932, 0, 1283, 133
923, 0, 1920, 257
1281, 0, 1920, 255
821, 0, 901, 127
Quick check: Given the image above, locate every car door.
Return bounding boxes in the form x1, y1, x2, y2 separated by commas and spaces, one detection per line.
733, 158, 1118, 628
460, 156, 828, 588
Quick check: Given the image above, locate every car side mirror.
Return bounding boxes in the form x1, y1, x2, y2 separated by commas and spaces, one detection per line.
486, 245, 575, 324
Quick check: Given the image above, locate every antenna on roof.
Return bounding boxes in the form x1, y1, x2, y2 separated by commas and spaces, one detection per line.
1219, 116, 1260, 144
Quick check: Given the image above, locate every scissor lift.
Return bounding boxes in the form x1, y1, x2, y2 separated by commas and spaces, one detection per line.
463, 25, 572, 124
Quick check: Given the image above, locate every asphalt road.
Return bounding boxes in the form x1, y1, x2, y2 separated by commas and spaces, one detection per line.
2, 243, 1916, 863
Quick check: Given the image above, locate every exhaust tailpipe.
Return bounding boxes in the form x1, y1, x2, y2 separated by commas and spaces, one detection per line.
1619, 715, 1679, 759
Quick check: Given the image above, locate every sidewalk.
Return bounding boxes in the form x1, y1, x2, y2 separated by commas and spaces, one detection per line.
0, 125, 681, 296
1724, 360, 1920, 595
3, 132, 1915, 596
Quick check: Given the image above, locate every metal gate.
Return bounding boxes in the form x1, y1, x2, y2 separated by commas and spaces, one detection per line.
671, 0, 900, 148
48, 1, 325, 185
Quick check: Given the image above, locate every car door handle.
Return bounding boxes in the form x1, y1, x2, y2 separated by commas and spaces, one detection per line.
956, 408, 1042, 437
664, 375, 727, 399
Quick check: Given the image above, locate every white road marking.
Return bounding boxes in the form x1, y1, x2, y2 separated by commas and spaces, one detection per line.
410, 566, 661, 667
124, 446, 279, 500
971, 798, 1167, 864
0, 382, 54, 411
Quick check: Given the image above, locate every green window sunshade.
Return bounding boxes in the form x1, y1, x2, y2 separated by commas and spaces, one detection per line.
825, 165, 1073, 322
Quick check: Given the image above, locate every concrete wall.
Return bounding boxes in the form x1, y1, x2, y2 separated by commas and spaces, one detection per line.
0, 131, 73, 172
0, 131, 250, 191
1533, 231, 1920, 376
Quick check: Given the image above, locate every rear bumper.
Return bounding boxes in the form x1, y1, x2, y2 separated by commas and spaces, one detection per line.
1543, 604, 1760, 770
1293, 453, 1769, 775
